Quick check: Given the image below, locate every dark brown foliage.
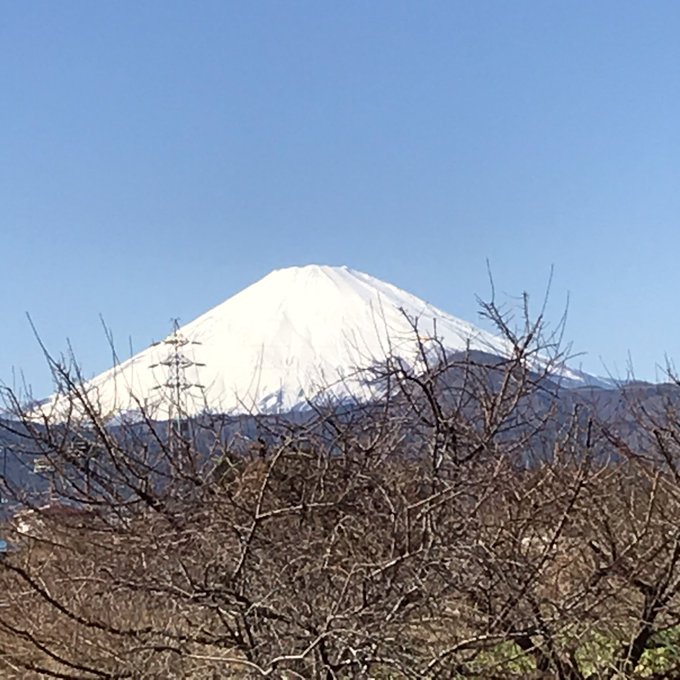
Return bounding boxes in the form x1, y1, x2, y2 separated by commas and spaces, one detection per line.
3, 303, 680, 679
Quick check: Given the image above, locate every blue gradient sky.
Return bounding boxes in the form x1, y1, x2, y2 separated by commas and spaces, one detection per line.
2, 1, 680, 398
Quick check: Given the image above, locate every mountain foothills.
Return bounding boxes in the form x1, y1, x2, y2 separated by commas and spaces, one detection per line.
40, 264, 606, 420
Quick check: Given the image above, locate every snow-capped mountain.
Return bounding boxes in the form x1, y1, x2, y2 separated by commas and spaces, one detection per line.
41, 265, 597, 420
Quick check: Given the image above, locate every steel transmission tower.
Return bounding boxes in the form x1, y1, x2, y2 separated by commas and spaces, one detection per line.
150, 319, 205, 448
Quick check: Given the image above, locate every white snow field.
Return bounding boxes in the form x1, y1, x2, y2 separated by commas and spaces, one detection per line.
41, 265, 590, 420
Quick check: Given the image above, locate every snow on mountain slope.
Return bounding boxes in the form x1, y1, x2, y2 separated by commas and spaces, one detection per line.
41, 265, 591, 420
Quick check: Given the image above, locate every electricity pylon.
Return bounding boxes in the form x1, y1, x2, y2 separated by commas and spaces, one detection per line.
150, 319, 205, 451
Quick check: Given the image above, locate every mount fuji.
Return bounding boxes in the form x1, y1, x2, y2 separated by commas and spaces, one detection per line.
43, 265, 599, 420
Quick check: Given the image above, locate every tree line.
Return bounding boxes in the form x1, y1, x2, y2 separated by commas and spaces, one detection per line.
2, 298, 680, 678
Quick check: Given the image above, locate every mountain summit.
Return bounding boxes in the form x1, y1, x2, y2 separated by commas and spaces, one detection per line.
46, 265, 588, 419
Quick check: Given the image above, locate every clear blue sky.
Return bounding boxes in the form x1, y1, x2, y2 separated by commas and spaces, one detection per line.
2, 1, 679, 398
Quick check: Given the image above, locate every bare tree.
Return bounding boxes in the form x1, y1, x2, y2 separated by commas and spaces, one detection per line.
2, 294, 680, 678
